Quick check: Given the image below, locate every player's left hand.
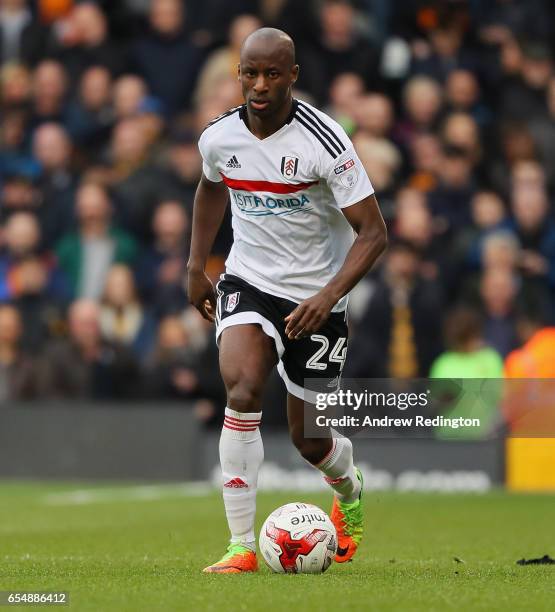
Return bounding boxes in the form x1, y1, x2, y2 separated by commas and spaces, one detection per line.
284, 289, 336, 340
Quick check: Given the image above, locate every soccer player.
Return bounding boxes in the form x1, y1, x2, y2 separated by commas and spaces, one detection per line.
188, 28, 387, 573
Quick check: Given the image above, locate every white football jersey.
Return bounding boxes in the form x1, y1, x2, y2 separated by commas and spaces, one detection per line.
198, 99, 374, 311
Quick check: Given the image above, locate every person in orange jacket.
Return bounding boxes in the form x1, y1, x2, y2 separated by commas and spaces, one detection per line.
504, 303, 555, 377
504, 300, 555, 491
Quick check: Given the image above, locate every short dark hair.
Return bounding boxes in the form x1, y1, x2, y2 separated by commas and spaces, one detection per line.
444, 306, 483, 351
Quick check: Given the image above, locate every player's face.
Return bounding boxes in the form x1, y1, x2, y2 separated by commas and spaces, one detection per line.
239, 51, 298, 117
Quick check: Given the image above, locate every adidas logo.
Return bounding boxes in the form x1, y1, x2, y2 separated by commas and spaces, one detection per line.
224, 478, 248, 488
226, 155, 241, 168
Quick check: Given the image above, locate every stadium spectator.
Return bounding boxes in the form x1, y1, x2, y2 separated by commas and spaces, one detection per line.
194, 13, 261, 107
346, 240, 443, 379
109, 118, 178, 242
427, 144, 476, 238
325, 72, 364, 132
112, 74, 148, 120
297, 0, 380, 104
430, 306, 504, 378
29, 60, 68, 130
164, 128, 202, 212
0, 303, 38, 402
527, 76, 555, 187
410, 17, 476, 84
0, 0, 50, 66
478, 267, 519, 358
496, 30, 523, 81
505, 300, 555, 377
134, 95, 166, 149
135, 200, 189, 317
353, 132, 401, 199
131, 0, 204, 115
488, 123, 538, 198
192, 92, 237, 134
453, 191, 508, 274
32, 122, 77, 247
511, 159, 546, 194
499, 41, 553, 122
0, 212, 69, 349
509, 184, 555, 293
163, 126, 231, 257
441, 112, 482, 167
37, 298, 140, 399
143, 313, 225, 422
429, 306, 503, 440
0, 62, 32, 111
353, 93, 395, 140
407, 132, 442, 191
475, 0, 552, 44
445, 68, 477, 111
51, 2, 126, 85
481, 231, 520, 274
183, 0, 261, 49
55, 182, 138, 299
64, 65, 114, 153
396, 75, 443, 149
0, 162, 42, 222
393, 186, 446, 282
444, 69, 491, 128
99, 263, 156, 361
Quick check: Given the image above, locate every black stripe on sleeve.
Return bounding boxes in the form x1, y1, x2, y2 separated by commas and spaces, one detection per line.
295, 114, 339, 159
297, 102, 346, 153
297, 107, 342, 156
204, 105, 243, 130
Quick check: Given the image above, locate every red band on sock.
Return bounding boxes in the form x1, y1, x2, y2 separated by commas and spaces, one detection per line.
224, 423, 258, 432
224, 416, 261, 425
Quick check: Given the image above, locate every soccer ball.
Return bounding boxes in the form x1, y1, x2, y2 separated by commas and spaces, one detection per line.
259, 502, 337, 574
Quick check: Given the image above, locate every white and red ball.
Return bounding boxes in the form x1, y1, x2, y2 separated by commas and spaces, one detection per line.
259, 502, 337, 574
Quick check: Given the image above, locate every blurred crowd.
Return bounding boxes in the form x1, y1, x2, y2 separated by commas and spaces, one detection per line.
1, 0, 555, 425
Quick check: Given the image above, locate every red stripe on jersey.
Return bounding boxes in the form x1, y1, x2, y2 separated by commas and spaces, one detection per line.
220, 173, 318, 194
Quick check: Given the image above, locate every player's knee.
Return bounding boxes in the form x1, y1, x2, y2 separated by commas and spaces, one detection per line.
226, 376, 264, 413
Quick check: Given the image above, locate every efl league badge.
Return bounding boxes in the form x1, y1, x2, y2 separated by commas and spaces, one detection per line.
334, 158, 359, 189
281, 156, 299, 179
225, 292, 240, 313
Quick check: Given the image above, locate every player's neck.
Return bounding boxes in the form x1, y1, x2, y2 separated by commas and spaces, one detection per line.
246, 98, 294, 140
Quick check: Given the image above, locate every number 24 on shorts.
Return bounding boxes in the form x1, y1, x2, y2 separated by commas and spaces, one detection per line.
306, 336, 347, 371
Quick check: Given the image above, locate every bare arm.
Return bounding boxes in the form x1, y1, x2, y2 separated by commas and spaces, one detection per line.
284, 193, 387, 339
187, 174, 229, 321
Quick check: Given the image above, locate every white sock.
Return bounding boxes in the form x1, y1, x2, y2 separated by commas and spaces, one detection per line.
219, 407, 263, 551
315, 436, 361, 504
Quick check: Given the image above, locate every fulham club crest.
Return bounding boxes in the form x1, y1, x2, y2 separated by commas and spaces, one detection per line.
281, 156, 299, 178
224, 292, 240, 313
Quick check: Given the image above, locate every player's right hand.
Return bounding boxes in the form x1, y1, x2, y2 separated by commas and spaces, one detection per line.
187, 269, 217, 322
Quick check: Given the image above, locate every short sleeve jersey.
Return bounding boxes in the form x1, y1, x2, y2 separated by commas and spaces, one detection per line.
198, 99, 374, 311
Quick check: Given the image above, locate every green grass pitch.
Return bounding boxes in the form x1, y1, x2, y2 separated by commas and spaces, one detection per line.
0, 481, 554, 611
